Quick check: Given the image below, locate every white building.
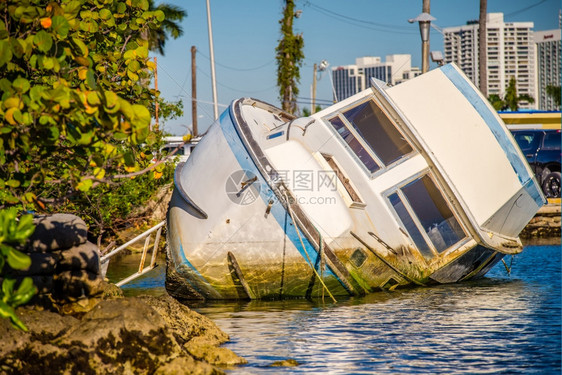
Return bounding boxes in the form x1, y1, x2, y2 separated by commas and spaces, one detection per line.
443, 13, 536, 109
331, 55, 420, 101
534, 29, 561, 111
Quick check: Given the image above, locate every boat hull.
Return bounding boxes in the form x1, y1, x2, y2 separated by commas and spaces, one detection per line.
166, 102, 510, 300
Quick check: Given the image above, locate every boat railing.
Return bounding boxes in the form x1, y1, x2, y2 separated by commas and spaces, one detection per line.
100, 220, 165, 287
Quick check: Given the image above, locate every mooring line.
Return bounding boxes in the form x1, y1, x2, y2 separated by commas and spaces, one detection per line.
283, 190, 337, 303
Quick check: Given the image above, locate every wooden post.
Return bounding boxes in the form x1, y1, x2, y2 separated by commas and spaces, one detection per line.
154, 56, 159, 132
191, 46, 198, 136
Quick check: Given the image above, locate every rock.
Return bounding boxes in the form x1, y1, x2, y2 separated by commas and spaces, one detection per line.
140, 295, 228, 346
153, 356, 220, 375
27, 214, 88, 252
184, 342, 247, 367
54, 241, 101, 274
53, 270, 105, 300
140, 295, 246, 367
268, 359, 300, 367
58, 298, 179, 348
2, 252, 60, 276
520, 203, 561, 238
0, 295, 242, 374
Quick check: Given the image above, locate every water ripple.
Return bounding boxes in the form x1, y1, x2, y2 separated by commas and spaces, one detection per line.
195, 245, 561, 374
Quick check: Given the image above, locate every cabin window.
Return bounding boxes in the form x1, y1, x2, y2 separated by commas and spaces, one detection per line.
389, 193, 433, 258
328, 116, 380, 173
342, 100, 413, 166
389, 175, 466, 256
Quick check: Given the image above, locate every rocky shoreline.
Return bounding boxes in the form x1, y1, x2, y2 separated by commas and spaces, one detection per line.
0, 213, 246, 374
0, 294, 246, 374
520, 203, 561, 239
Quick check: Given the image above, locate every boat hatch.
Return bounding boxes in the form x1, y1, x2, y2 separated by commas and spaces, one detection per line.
388, 174, 467, 258
327, 98, 414, 176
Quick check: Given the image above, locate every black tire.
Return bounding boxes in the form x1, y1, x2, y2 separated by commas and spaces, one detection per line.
542, 171, 561, 198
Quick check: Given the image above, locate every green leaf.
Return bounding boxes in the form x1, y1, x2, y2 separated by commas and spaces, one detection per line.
76, 178, 93, 192
126, 70, 139, 81
12, 78, 30, 94
86, 69, 96, 89
119, 98, 133, 119
29, 85, 45, 102
71, 37, 88, 57
2, 278, 15, 297
11, 277, 36, 307
155, 10, 165, 22
136, 46, 148, 59
34, 30, 53, 53
127, 60, 140, 73
123, 49, 135, 60
10, 38, 25, 59
87, 91, 101, 106
63, 1, 82, 18
51, 15, 70, 39
0, 40, 13, 67
123, 151, 135, 167
0, 299, 27, 331
79, 20, 99, 33
15, 214, 35, 241
5, 180, 21, 188
6, 248, 31, 271
99, 9, 112, 20
132, 104, 150, 127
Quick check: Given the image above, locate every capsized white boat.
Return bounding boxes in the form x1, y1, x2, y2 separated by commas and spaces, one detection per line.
165, 64, 545, 300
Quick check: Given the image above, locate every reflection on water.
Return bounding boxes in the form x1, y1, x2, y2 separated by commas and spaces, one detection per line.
108, 243, 561, 374
104, 251, 167, 296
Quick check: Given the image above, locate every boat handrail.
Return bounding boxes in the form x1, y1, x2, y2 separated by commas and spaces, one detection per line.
100, 220, 165, 287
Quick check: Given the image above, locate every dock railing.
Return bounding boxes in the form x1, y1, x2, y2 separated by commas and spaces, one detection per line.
100, 220, 165, 287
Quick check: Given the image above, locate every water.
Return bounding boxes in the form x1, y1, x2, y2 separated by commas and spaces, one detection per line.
107, 241, 561, 374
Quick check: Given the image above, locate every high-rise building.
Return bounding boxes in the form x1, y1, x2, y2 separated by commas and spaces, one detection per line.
534, 29, 561, 110
331, 55, 420, 101
443, 13, 536, 109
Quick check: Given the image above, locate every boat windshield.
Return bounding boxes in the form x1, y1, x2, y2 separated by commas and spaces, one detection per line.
343, 100, 413, 166
328, 116, 380, 173
389, 175, 466, 256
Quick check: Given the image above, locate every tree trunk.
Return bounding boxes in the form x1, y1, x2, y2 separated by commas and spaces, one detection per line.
479, 0, 487, 96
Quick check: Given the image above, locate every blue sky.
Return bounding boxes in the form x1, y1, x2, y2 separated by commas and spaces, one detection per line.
153, 0, 560, 136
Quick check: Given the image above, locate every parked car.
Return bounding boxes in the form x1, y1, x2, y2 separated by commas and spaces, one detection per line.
511, 129, 561, 198
160, 136, 200, 163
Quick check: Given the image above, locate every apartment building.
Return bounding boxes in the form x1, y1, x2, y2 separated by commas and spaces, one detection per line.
534, 29, 561, 110
331, 55, 421, 101
443, 13, 536, 109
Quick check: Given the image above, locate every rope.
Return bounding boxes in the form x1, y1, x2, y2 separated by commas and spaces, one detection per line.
283, 190, 337, 303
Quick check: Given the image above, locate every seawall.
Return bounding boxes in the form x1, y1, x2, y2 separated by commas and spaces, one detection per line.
520, 200, 561, 239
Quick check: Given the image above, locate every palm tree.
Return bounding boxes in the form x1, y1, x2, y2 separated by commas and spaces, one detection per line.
276, 0, 304, 115
546, 85, 561, 108
488, 77, 534, 111
504, 77, 534, 111
148, 1, 187, 55
478, 0, 487, 96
